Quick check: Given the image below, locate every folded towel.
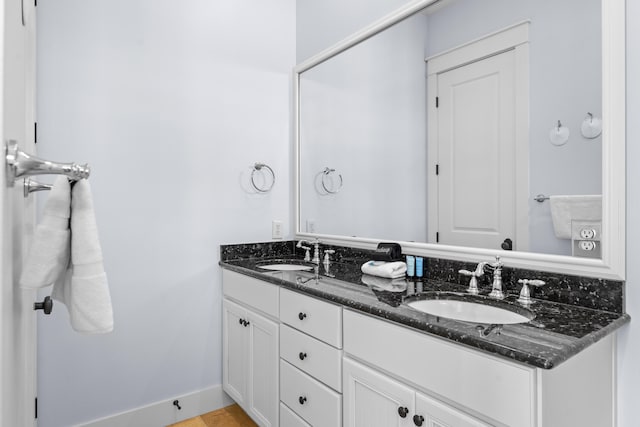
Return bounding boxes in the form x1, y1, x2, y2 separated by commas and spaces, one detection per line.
361, 261, 407, 279
361, 274, 407, 292
549, 195, 602, 239
20, 176, 71, 288
53, 180, 113, 334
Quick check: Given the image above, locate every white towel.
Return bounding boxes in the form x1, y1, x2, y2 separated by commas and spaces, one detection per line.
361, 261, 407, 279
361, 274, 407, 292
549, 195, 602, 239
20, 176, 71, 288
52, 180, 114, 334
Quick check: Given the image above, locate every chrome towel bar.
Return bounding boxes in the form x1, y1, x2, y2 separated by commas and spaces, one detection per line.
5, 140, 90, 186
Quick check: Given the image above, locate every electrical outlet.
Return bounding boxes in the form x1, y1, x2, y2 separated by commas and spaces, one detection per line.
579, 228, 597, 239
578, 240, 597, 251
307, 219, 316, 233
272, 220, 283, 239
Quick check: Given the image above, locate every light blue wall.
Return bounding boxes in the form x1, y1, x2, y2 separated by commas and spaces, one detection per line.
36, 1, 295, 425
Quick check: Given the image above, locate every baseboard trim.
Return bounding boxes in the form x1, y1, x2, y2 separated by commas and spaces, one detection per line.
79, 385, 234, 427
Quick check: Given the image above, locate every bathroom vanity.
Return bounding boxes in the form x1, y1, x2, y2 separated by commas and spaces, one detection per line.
219, 244, 628, 427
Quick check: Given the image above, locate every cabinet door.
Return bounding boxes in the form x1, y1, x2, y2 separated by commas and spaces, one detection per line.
247, 309, 279, 427
343, 358, 414, 427
223, 299, 248, 406
414, 392, 490, 427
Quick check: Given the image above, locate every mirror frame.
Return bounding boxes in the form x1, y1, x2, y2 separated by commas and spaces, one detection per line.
294, 0, 626, 280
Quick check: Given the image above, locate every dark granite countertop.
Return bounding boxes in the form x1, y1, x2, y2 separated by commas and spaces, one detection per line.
220, 257, 630, 369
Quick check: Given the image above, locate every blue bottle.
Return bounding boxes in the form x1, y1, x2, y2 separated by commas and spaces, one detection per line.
416, 257, 424, 278
406, 256, 415, 278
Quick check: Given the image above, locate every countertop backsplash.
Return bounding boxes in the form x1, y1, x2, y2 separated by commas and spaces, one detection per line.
220, 240, 624, 314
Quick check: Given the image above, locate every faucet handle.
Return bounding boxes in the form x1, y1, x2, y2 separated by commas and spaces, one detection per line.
459, 269, 480, 295
323, 249, 335, 263
297, 245, 311, 262
517, 279, 546, 305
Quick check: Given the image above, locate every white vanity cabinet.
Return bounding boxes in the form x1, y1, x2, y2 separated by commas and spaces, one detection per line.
279, 288, 343, 427
343, 309, 615, 427
343, 357, 489, 427
222, 271, 279, 427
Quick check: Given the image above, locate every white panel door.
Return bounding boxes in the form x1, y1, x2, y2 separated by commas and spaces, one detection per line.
414, 392, 490, 427
222, 299, 248, 407
247, 309, 279, 427
343, 357, 414, 427
1, 0, 37, 425
436, 49, 516, 250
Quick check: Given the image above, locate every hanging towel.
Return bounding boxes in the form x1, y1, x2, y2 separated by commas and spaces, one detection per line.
360, 261, 407, 279
53, 180, 113, 334
20, 176, 71, 288
549, 195, 602, 239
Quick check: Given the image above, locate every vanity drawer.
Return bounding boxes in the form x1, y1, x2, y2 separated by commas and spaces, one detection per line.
279, 288, 342, 348
343, 309, 535, 427
280, 403, 312, 427
280, 360, 342, 427
280, 324, 342, 391
222, 270, 278, 318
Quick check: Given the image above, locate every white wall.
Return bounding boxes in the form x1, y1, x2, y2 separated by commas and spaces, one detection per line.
35, 1, 295, 426
296, 0, 411, 62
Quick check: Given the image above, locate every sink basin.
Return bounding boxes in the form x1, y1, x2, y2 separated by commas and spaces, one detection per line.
257, 261, 315, 271
407, 297, 533, 324
258, 264, 314, 271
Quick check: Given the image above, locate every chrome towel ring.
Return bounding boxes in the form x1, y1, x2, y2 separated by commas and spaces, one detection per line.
251, 163, 275, 193
321, 167, 343, 194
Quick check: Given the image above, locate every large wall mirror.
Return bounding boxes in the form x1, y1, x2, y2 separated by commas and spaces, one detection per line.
295, 0, 625, 280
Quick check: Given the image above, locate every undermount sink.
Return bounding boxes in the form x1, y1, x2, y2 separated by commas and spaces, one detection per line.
406, 295, 534, 325
257, 261, 315, 271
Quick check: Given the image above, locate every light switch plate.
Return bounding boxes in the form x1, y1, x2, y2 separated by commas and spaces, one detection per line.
272, 220, 283, 239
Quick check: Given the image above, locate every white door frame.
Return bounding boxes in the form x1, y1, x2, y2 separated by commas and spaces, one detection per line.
426, 21, 530, 251
1, 0, 38, 425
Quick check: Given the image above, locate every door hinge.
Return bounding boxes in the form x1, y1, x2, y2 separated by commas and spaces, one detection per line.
35, 397, 38, 419
435, 96, 439, 108
435, 164, 439, 175
34, 122, 37, 144
436, 232, 440, 243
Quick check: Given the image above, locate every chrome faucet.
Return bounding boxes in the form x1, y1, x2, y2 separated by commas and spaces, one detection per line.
487, 255, 505, 300
311, 238, 321, 264
296, 238, 321, 264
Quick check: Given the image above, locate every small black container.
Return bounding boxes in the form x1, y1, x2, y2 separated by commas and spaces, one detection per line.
371, 242, 403, 262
